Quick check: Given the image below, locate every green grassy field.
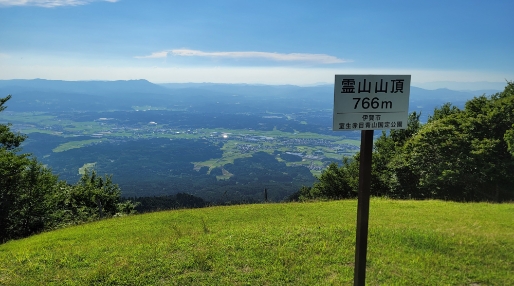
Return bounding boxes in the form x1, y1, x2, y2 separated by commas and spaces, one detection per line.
1, 199, 512, 285
53, 139, 105, 153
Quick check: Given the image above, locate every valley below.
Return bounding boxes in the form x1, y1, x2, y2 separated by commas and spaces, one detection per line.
0, 79, 487, 202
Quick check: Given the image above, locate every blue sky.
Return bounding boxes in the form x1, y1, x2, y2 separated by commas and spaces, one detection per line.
1, 0, 513, 89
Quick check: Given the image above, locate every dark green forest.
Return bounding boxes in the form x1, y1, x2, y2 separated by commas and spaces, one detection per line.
300, 82, 514, 202
27, 135, 316, 201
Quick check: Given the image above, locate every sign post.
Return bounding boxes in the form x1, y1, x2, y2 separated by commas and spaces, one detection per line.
354, 129, 373, 285
333, 75, 411, 286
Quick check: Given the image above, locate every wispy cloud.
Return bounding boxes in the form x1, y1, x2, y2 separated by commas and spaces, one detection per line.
135, 49, 348, 64
136, 51, 169, 59
0, 0, 118, 7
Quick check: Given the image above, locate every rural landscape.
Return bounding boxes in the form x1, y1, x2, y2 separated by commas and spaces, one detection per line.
1, 79, 508, 203
2, 0, 513, 285
0, 79, 513, 285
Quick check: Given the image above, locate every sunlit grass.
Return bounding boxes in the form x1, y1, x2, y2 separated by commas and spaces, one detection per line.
53, 139, 105, 152
78, 162, 97, 175
334, 139, 361, 146
0, 112, 56, 123
0, 199, 512, 285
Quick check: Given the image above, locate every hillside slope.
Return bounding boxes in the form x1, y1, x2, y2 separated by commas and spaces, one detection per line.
0, 199, 512, 285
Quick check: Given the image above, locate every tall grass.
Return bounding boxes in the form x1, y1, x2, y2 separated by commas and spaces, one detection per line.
0, 198, 512, 285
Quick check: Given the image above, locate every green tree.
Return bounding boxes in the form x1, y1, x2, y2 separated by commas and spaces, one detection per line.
505, 125, 514, 156
5, 158, 59, 239
372, 111, 422, 198
0, 149, 29, 241
394, 81, 514, 201
0, 95, 59, 241
299, 158, 357, 200
463, 83, 514, 201
427, 102, 461, 123
47, 169, 138, 228
399, 116, 472, 199
0, 95, 26, 150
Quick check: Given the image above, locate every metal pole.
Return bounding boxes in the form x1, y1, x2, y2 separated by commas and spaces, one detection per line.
354, 129, 374, 286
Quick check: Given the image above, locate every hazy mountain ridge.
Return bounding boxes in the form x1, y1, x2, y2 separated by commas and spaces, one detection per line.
0, 79, 501, 114
0, 79, 171, 95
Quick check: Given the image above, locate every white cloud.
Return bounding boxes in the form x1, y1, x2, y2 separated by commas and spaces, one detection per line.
135, 49, 348, 64
135, 51, 169, 59
0, 0, 118, 7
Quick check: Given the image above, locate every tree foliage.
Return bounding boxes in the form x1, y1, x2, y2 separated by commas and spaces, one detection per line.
0, 95, 26, 150
307, 82, 514, 202
299, 158, 357, 200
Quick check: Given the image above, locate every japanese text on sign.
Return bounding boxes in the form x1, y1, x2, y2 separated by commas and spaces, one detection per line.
333, 75, 411, 131
341, 78, 405, 94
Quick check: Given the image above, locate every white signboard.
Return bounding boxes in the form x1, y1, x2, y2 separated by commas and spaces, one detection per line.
333, 75, 411, 131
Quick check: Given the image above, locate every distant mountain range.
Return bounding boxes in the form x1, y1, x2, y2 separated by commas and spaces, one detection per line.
0, 79, 504, 116
0, 79, 171, 95
413, 80, 507, 92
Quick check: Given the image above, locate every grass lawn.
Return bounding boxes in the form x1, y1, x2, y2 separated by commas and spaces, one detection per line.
0, 199, 512, 285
